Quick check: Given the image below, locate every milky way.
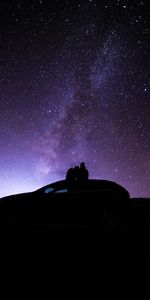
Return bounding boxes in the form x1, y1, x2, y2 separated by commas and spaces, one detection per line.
0, 0, 150, 197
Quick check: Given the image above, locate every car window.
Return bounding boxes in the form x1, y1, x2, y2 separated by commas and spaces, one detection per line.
44, 187, 54, 194
55, 189, 68, 193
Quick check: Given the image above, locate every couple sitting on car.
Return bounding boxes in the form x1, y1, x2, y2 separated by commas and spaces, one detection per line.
66, 162, 89, 182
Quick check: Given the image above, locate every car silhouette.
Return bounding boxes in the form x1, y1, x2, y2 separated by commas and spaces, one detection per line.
0, 179, 130, 247
0, 179, 130, 205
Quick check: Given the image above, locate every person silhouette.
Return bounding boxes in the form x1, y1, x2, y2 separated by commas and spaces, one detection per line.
66, 167, 75, 182
66, 165, 80, 181
78, 162, 89, 180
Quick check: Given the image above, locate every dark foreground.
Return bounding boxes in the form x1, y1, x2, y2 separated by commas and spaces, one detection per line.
0, 193, 150, 252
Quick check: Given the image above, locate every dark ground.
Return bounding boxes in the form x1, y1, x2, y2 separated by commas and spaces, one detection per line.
0, 193, 150, 252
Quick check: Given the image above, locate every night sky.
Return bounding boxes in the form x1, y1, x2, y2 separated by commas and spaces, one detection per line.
0, 0, 150, 197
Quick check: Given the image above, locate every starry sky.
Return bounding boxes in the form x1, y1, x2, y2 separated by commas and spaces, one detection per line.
0, 0, 150, 197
